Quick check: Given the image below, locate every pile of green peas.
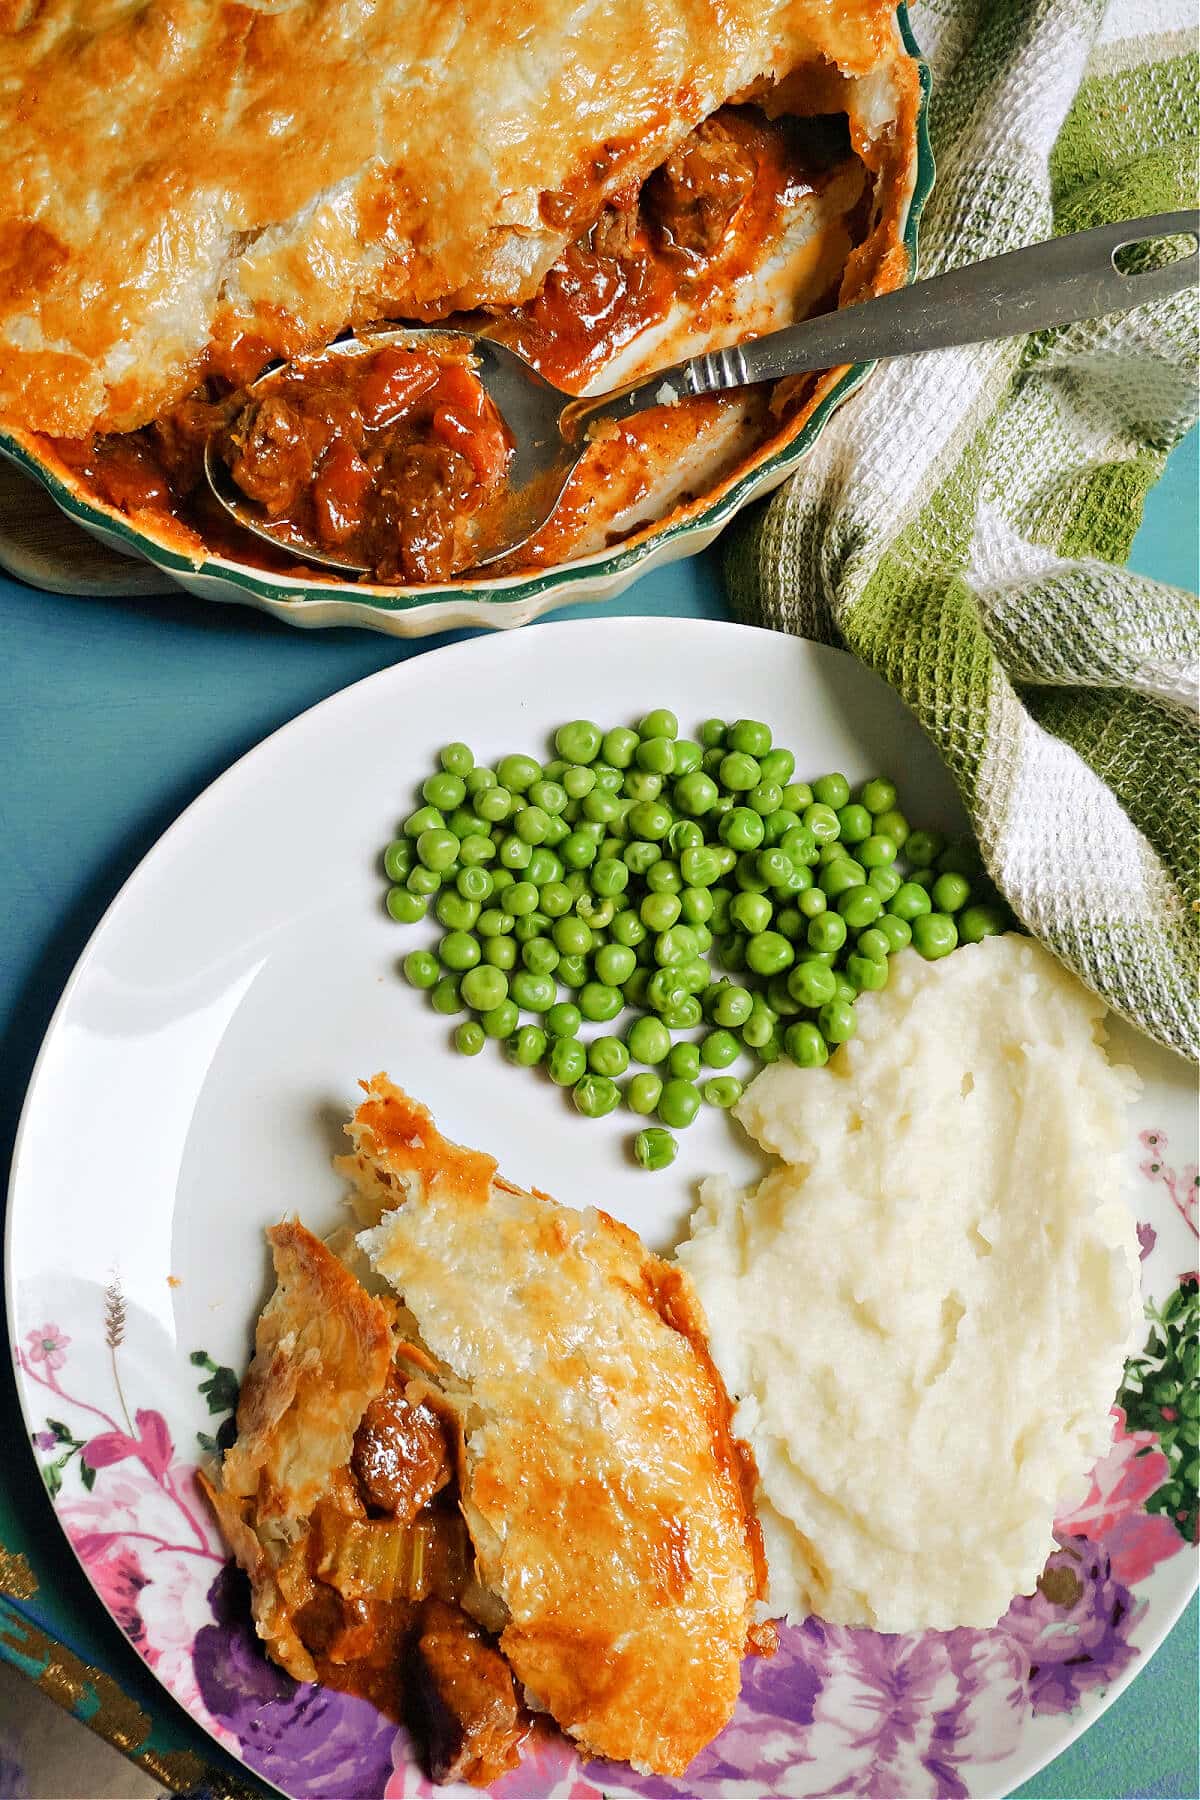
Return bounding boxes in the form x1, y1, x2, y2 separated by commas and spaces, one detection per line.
382, 712, 1009, 1170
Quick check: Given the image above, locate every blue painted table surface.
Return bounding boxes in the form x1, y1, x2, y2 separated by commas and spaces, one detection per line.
1, 431, 1196, 1798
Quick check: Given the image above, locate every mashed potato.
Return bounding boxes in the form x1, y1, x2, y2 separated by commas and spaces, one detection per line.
679, 935, 1141, 1632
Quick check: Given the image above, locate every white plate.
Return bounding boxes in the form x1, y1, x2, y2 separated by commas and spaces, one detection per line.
8, 618, 1197, 1800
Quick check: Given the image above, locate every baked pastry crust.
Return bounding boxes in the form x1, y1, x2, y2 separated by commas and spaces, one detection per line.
345, 1075, 764, 1777
0, 0, 913, 439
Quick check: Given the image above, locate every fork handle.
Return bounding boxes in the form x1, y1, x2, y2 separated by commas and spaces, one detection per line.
564, 210, 1199, 437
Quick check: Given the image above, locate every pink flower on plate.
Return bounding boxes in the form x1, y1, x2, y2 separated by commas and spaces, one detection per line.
83, 1408, 174, 1480
78, 1538, 150, 1650
1053, 1408, 1183, 1586
25, 1324, 70, 1370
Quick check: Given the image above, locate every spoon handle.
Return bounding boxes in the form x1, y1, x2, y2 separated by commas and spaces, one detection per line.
568, 210, 1198, 434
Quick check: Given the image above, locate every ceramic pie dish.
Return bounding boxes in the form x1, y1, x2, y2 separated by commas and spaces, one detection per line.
0, 5, 931, 635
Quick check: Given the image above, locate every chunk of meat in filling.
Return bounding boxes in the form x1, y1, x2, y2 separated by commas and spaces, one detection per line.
643, 116, 758, 260
352, 1366, 453, 1522
410, 1597, 529, 1786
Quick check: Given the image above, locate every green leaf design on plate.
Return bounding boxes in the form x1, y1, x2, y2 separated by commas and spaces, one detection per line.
1118, 1275, 1200, 1544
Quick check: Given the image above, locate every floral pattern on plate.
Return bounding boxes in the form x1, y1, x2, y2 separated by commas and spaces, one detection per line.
17, 1141, 1199, 1800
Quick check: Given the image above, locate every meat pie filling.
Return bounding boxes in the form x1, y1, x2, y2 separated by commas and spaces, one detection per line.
46, 107, 860, 584
288, 1350, 529, 1787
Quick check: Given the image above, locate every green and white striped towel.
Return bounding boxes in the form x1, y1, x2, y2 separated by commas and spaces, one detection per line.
726, 0, 1199, 1060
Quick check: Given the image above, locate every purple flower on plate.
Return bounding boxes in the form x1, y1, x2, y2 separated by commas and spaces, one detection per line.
192, 1564, 397, 1799
998, 1533, 1145, 1715
32, 1430, 57, 1451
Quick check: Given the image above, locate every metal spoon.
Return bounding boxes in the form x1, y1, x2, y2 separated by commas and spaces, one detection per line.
205, 209, 1198, 576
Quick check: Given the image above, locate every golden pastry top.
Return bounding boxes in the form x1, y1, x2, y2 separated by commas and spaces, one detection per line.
0, 0, 905, 437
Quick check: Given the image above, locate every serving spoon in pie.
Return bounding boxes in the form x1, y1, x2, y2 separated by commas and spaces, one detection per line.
204, 210, 1197, 577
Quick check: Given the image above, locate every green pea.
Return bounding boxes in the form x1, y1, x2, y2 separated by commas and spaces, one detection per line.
478, 907, 515, 938
402, 949, 439, 990
635, 736, 675, 777
459, 964, 506, 1011
498, 833, 532, 870
674, 771, 718, 817
492, 753, 537, 792
659, 1078, 701, 1129
551, 720, 599, 764
499, 879, 534, 918
416, 827, 459, 872
598, 725, 636, 768
908, 866, 938, 891
584, 1036, 626, 1078
767, 973, 801, 1017
778, 825, 817, 868
699, 717, 726, 748
860, 834, 898, 870
807, 911, 847, 954
819, 858, 865, 899
668, 1041, 702, 1082
464, 764, 496, 794
455, 1019, 485, 1056
627, 799, 672, 841
745, 930, 794, 976
755, 848, 794, 890
730, 891, 771, 934
611, 910, 647, 948
876, 913, 912, 953
516, 913, 552, 947
871, 808, 910, 848
818, 997, 856, 1042
727, 718, 772, 756
595, 942, 636, 986
490, 867, 516, 893
713, 984, 753, 1028
932, 872, 972, 913
785, 1021, 829, 1066
812, 772, 851, 810
522, 938, 560, 978
540, 881, 573, 918
386, 886, 426, 924
384, 838, 414, 882
959, 904, 1006, 944
748, 781, 783, 817
779, 782, 812, 813
677, 846, 718, 889
573, 1073, 620, 1118
720, 750, 761, 792
846, 952, 889, 992
836, 803, 872, 844
542, 1002, 578, 1039
803, 803, 841, 845
436, 741, 473, 778
774, 905, 804, 941
741, 1005, 777, 1049
762, 809, 800, 846
638, 708, 678, 741
623, 840, 662, 877
912, 912, 959, 959
719, 807, 763, 852
655, 925, 698, 967
483, 934, 517, 970
856, 926, 892, 963
868, 865, 902, 902
457, 834, 493, 871
626, 1016, 670, 1065
676, 889, 711, 929
435, 929, 477, 972
641, 891, 681, 932
423, 770, 466, 812
904, 829, 944, 868
938, 842, 981, 878
582, 788, 622, 827
634, 1126, 677, 1170
787, 959, 836, 1008
711, 843, 737, 875
505, 1025, 547, 1067
759, 747, 795, 785
558, 831, 596, 870
562, 765, 596, 800
578, 981, 621, 1022
720, 933, 748, 972
475, 786, 513, 824
430, 975, 463, 1015
837, 885, 882, 930
674, 739, 703, 775
508, 970, 552, 1012
889, 881, 933, 921
404, 803, 445, 838
703, 1076, 743, 1109
701, 1029, 740, 1069
547, 1037, 586, 1085
557, 953, 588, 988
627, 1072, 665, 1116
798, 887, 827, 918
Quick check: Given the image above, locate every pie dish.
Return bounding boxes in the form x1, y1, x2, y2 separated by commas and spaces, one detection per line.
0, 0, 931, 632
204, 1078, 767, 1783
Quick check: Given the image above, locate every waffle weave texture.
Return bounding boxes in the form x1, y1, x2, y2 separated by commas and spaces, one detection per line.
725, 0, 1199, 1059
